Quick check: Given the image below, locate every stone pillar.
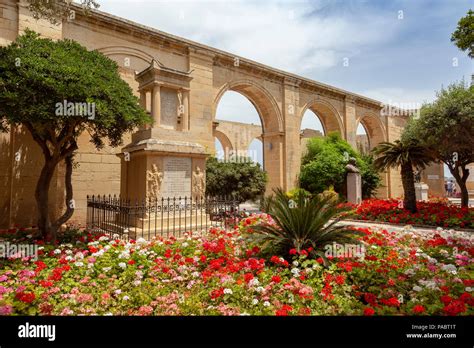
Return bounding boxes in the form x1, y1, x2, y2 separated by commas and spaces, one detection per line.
262, 132, 285, 192
347, 173, 362, 204
415, 182, 429, 201
151, 85, 161, 126
139, 90, 147, 109
344, 96, 357, 148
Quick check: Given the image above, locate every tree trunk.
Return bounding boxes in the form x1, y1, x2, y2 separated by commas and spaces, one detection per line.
400, 162, 417, 213
51, 155, 75, 241
35, 160, 57, 241
450, 165, 470, 208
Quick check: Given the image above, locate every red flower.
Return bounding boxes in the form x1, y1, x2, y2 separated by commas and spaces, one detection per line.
335, 275, 345, 285
440, 295, 453, 305
363, 307, 375, 316
15, 291, 36, 304
271, 275, 281, 283
289, 249, 297, 255
276, 304, 293, 316
443, 300, 466, 316
244, 273, 254, 283
128, 260, 136, 265
412, 305, 425, 314
210, 288, 224, 299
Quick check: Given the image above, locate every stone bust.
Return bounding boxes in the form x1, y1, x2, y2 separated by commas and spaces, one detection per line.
346, 157, 360, 173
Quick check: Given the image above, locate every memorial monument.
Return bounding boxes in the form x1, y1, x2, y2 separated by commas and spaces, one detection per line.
117, 59, 210, 236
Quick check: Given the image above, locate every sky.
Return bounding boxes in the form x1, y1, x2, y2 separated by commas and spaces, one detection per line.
98, 0, 472, 168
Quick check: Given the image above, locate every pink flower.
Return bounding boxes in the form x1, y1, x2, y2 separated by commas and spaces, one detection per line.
0, 305, 13, 315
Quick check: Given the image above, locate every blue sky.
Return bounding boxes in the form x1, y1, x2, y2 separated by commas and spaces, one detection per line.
99, 0, 472, 167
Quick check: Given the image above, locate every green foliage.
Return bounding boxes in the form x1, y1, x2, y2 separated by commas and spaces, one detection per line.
299, 132, 381, 198
451, 9, 474, 58
248, 188, 360, 259
205, 157, 267, 203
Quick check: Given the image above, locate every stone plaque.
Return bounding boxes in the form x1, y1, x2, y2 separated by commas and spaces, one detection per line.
160, 87, 178, 129
427, 175, 439, 180
161, 157, 192, 198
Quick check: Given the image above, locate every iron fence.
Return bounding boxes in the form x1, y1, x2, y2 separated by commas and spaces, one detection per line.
86, 195, 241, 240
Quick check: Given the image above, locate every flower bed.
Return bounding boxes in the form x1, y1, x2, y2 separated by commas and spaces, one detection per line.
0, 223, 473, 316
346, 199, 474, 229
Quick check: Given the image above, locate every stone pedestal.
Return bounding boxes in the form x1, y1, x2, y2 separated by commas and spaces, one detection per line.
347, 172, 362, 204
415, 182, 429, 201
117, 138, 209, 233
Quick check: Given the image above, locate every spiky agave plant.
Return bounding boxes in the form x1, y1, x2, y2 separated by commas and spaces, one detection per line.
247, 188, 361, 260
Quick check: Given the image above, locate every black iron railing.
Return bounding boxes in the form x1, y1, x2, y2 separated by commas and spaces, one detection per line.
86, 195, 241, 239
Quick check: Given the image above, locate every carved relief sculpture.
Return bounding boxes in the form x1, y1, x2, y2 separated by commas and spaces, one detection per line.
192, 166, 205, 200
147, 164, 163, 201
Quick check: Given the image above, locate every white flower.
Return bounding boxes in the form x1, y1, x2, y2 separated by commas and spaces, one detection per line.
104, 312, 113, 316
413, 285, 423, 292
65, 250, 72, 255
292, 260, 299, 267
136, 237, 146, 244
192, 272, 200, 278
115, 289, 122, 295
263, 301, 270, 307
252, 299, 259, 305
441, 264, 457, 275
249, 278, 260, 287
65, 256, 73, 261
133, 280, 141, 286
465, 287, 472, 292
102, 267, 111, 272
75, 252, 84, 260
256, 286, 265, 293
54, 249, 62, 255
123, 296, 129, 301
74, 262, 84, 267
182, 242, 189, 248
223, 288, 233, 295
98, 236, 109, 242
240, 312, 250, 316
290, 268, 300, 276
118, 262, 126, 269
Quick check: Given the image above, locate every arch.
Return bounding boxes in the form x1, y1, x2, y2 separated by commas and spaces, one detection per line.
96, 46, 155, 66
213, 129, 234, 159
299, 99, 344, 136
356, 112, 387, 150
212, 79, 283, 133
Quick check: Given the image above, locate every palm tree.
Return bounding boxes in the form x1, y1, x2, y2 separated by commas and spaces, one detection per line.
372, 140, 433, 213
247, 188, 361, 259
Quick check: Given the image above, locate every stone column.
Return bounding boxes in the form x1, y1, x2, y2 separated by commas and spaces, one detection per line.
139, 90, 147, 109
344, 96, 357, 148
151, 85, 161, 127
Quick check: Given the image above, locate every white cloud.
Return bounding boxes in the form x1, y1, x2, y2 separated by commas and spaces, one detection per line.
99, 0, 400, 75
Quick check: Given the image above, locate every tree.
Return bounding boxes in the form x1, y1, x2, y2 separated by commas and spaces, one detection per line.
451, 9, 474, 59
26, 0, 100, 25
372, 140, 433, 213
205, 157, 267, 203
299, 132, 381, 198
403, 81, 474, 207
0, 30, 150, 241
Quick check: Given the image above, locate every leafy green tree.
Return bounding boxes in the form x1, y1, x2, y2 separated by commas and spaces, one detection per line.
451, 9, 474, 58
403, 81, 474, 207
299, 132, 381, 198
205, 157, 267, 203
0, 30, 150, 241
247, 188, 360, 259
372, 140, 433, 213
26, 0, 99, 25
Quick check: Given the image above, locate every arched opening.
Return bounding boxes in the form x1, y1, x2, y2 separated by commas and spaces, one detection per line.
300, 109, 325, 156
248, 138, 264, 167
300, 101, 344, 137
356, 122, 370, 154
213, 129, 233, 160
356, 114, 386, 150
213, 80, 284, 191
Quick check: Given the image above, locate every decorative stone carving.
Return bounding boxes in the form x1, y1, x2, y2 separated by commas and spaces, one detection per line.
192, 166, 205, 200
146, 164, 163, 201
346, 157, 360, 173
